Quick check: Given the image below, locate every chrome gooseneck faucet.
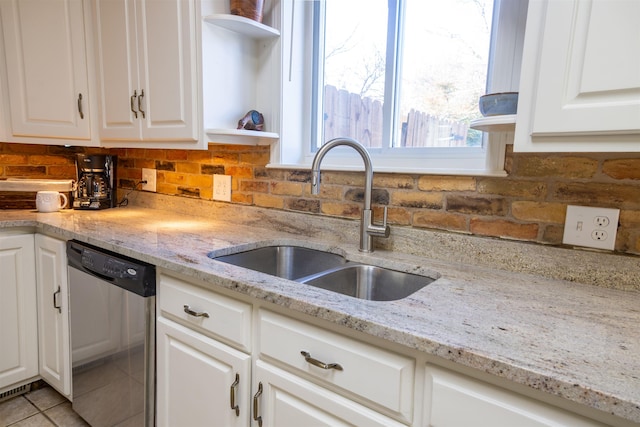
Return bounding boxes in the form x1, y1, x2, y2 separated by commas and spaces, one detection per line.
310, 137, 390, 252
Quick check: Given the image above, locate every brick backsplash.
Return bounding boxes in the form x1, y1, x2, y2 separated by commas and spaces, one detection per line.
2, 141, 640, 254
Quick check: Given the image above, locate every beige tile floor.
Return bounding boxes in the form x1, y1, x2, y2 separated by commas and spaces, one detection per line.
0, 383, 88, 427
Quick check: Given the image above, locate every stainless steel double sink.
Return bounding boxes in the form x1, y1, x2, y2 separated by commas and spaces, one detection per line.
210, 246, 436, 301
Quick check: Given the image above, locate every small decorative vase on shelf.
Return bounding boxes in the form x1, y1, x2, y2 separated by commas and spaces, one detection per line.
230, 0, 264, 23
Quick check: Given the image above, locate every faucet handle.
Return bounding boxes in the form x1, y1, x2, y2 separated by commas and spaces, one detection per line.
378, 206, 391, 238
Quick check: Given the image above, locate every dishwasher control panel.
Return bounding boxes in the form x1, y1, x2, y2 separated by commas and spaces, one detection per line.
81, 253, 138, 279
67, 240, 156, 297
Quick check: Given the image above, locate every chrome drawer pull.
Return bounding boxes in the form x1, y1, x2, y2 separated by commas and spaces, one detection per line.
138, 89, 146, 119
53, 286, 62, 313
300, 350, 343, 371
77, 93, 84, 119
230, 373, 239, 416
183, 304, 210, 318
130, 90, 138, 118
253, 382, 263, 427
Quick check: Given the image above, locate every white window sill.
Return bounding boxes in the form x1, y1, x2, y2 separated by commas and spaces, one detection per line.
266, 161, 508, 177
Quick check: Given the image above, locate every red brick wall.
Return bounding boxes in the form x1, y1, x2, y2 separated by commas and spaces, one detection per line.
2, 141, 640, 254
0, 143, 108, 179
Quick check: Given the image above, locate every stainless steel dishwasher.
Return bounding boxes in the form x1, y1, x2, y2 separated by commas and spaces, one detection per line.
67, 240, 156, 427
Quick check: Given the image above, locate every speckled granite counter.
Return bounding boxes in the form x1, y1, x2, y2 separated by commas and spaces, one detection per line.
1, 202, 639, 424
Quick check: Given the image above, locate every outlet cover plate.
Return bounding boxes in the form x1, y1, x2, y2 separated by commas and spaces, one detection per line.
562, 205, 619, 250
213, 174, 231, 202
141, 168, 156, 192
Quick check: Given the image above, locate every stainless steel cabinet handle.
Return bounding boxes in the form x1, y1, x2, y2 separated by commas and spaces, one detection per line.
130, 90, 138, 118
230, 373, 240, 416
183, 304, 210, 318
77, 93, 84, 119
252, 382, 263, 427
300, 350, 343, 371
138, 89, 146, 118
53, 286, 62, 313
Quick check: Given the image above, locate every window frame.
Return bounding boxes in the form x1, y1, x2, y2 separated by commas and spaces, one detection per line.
268, 0, 527, 176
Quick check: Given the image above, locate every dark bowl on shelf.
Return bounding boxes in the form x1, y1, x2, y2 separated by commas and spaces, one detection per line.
479, 92, 518, 117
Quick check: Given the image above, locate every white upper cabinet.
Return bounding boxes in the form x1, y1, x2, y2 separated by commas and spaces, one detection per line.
514, 0, 640, 152
0, 0, 94, 144
93, 0, 200, 145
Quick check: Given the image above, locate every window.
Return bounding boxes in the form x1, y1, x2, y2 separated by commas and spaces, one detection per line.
270, 0, 528, 175
317, 0, 491, 149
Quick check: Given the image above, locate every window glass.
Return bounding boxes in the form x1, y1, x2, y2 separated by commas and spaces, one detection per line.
318, 0, 494, 151
322, 0, 388, 147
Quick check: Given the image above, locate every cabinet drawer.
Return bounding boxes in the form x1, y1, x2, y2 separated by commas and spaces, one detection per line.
158, 273, 251, 352
425, 366, 605, 427
258, 310, 414, 422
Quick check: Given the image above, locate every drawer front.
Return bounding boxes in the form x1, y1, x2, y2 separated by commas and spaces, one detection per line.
159, 273, 251, 352
258, 310, 414, 422
425, 366, 606, 427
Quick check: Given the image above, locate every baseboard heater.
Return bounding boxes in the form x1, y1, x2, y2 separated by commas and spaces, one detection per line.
0, 384, 31, 403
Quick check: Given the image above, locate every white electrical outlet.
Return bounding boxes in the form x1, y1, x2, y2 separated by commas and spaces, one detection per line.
213, 174, 231, 201
562, 205, 619, 250
141, 168, 156, 192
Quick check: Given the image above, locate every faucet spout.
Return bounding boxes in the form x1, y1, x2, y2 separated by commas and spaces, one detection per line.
311, 137, 389, 252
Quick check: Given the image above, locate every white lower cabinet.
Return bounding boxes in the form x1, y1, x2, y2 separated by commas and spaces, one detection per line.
258, 309, 415, 424
157, 271, 253, 427
0, 232, 38, 391
424, 366, 605, 427
156, 316, 251, 426
34, 234, 71, 397
157, 270, 622, 427
157, 271, 411, 427
253, 360, 405, 427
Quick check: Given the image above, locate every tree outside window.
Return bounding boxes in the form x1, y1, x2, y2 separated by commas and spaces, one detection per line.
316, 0, 493, 150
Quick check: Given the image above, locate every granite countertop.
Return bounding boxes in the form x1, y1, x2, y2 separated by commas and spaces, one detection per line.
1, 205, 639, 424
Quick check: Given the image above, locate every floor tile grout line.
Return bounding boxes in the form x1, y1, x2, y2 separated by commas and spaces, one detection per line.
7, 412, 46, 427
3, 395, 71, 427
40, 406, 60, 427
4, 396, 40, 427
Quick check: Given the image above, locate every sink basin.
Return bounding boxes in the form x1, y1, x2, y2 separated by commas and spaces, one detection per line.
300, 265, 434, 301
212, 245, 436, 301
212, 246, 348, 280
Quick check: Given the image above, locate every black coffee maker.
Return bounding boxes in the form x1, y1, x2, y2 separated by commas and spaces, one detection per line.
73, 154, 117, 210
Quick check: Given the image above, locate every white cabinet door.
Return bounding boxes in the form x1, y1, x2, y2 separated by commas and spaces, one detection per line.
156, 317, 251, 427
253, 361, 406, 427
0, 233, 38, 390
0, 0, 92, 141
515, 0, 640, 152
92, 0, 139, 140
35, 234, 71, 398
94, 0, 198, 142
135, 0, 198, 141
424, 366, 605, 427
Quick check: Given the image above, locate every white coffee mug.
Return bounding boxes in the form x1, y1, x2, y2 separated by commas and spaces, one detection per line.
36, 191, 68, 213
